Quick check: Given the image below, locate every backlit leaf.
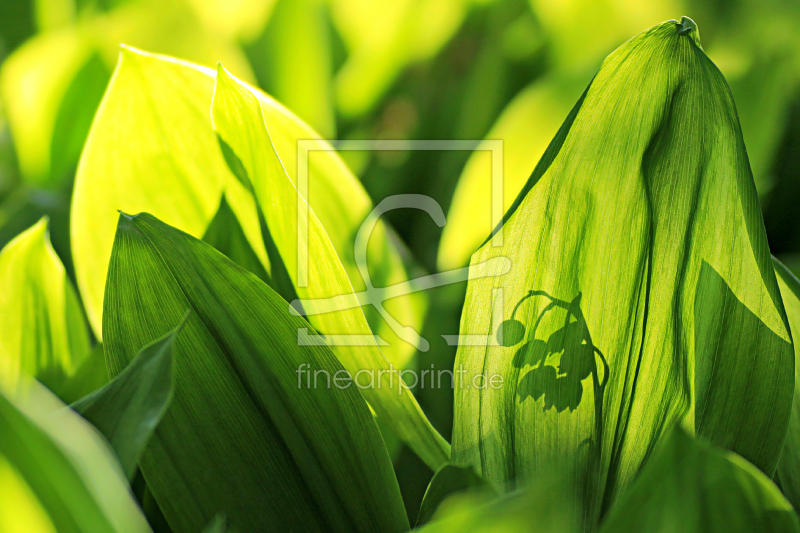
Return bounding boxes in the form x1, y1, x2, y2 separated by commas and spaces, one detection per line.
451, 18, 794, 528
72, 47, 266, 337
72, 48, 424, 374
774, 257, 800, 510
0, 218, 89, 393
0, 378, 151, 533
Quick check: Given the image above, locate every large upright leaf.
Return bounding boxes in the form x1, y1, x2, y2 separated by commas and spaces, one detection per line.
0, 378, 151, 533
0, 218, 89, 392
211, 65, 449, 470
103, 212, 409, 532
72, 48, 424, 373
451, 18, 794, 527
598, 427, 800, 533
775, 257, 800, 510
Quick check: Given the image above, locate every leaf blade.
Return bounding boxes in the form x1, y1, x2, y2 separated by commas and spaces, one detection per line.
71, 317, 182, 480
451, 19, 794, 527
210, 64, 449, 470
103, 212, 409, 532
0, 217, 89, 393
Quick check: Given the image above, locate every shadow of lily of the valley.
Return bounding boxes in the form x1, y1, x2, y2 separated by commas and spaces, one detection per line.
496, 291, 609, 414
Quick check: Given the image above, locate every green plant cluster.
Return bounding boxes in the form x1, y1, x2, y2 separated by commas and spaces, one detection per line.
1, 0, 800, 532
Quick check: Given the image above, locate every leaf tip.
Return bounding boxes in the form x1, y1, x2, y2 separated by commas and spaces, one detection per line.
675, 16, 702, 47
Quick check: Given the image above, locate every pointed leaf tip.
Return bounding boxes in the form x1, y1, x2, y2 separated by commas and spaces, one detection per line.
676, 16, 701, 47
677, 16, 697, 35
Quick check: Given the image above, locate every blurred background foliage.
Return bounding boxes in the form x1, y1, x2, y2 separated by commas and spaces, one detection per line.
1, 0, 799, 521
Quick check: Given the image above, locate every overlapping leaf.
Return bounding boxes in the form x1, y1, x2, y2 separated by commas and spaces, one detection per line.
451, 18, 794, 527
599, 427, 800, 532
416, 464, 493, 526
72, 47, 424, 372
0, 218, 89, 393
103, 212, 409, 532
71, 47, 263, 336
0, 378, 151, 533
211, 65, 448, 469
72, 322, 181, 479
775, 257, 800, 510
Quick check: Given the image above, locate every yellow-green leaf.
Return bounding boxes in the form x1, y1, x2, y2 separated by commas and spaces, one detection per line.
73, 48, 424, 374
0, 378, 151, 533
0, 218, 89, 393
775, 257, 800, 510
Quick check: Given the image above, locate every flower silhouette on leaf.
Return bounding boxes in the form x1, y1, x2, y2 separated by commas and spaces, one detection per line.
497, 291, 609, 414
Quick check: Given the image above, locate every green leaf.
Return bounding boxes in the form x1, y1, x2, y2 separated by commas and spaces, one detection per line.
451, 18, 794, 527
416, 464, 494, 527
57, 343, 110, 405
414, 472, 578, 533
72, 47, 265, 338
72, 47, 424, 374
211, 64, 449, 470
71, 317, 183, 480
202, 194, 271, 285
103, 212, 409, 532
598, 427, 800, 532
0, 378, 151, 533
0, 217, 89, 393
774, 257, 800, 510
0, 27, 93, 185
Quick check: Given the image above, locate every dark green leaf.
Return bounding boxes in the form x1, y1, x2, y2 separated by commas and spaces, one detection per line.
103, 212, 408, 532
202, 195, 270, 285
71, 316, 184, 480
